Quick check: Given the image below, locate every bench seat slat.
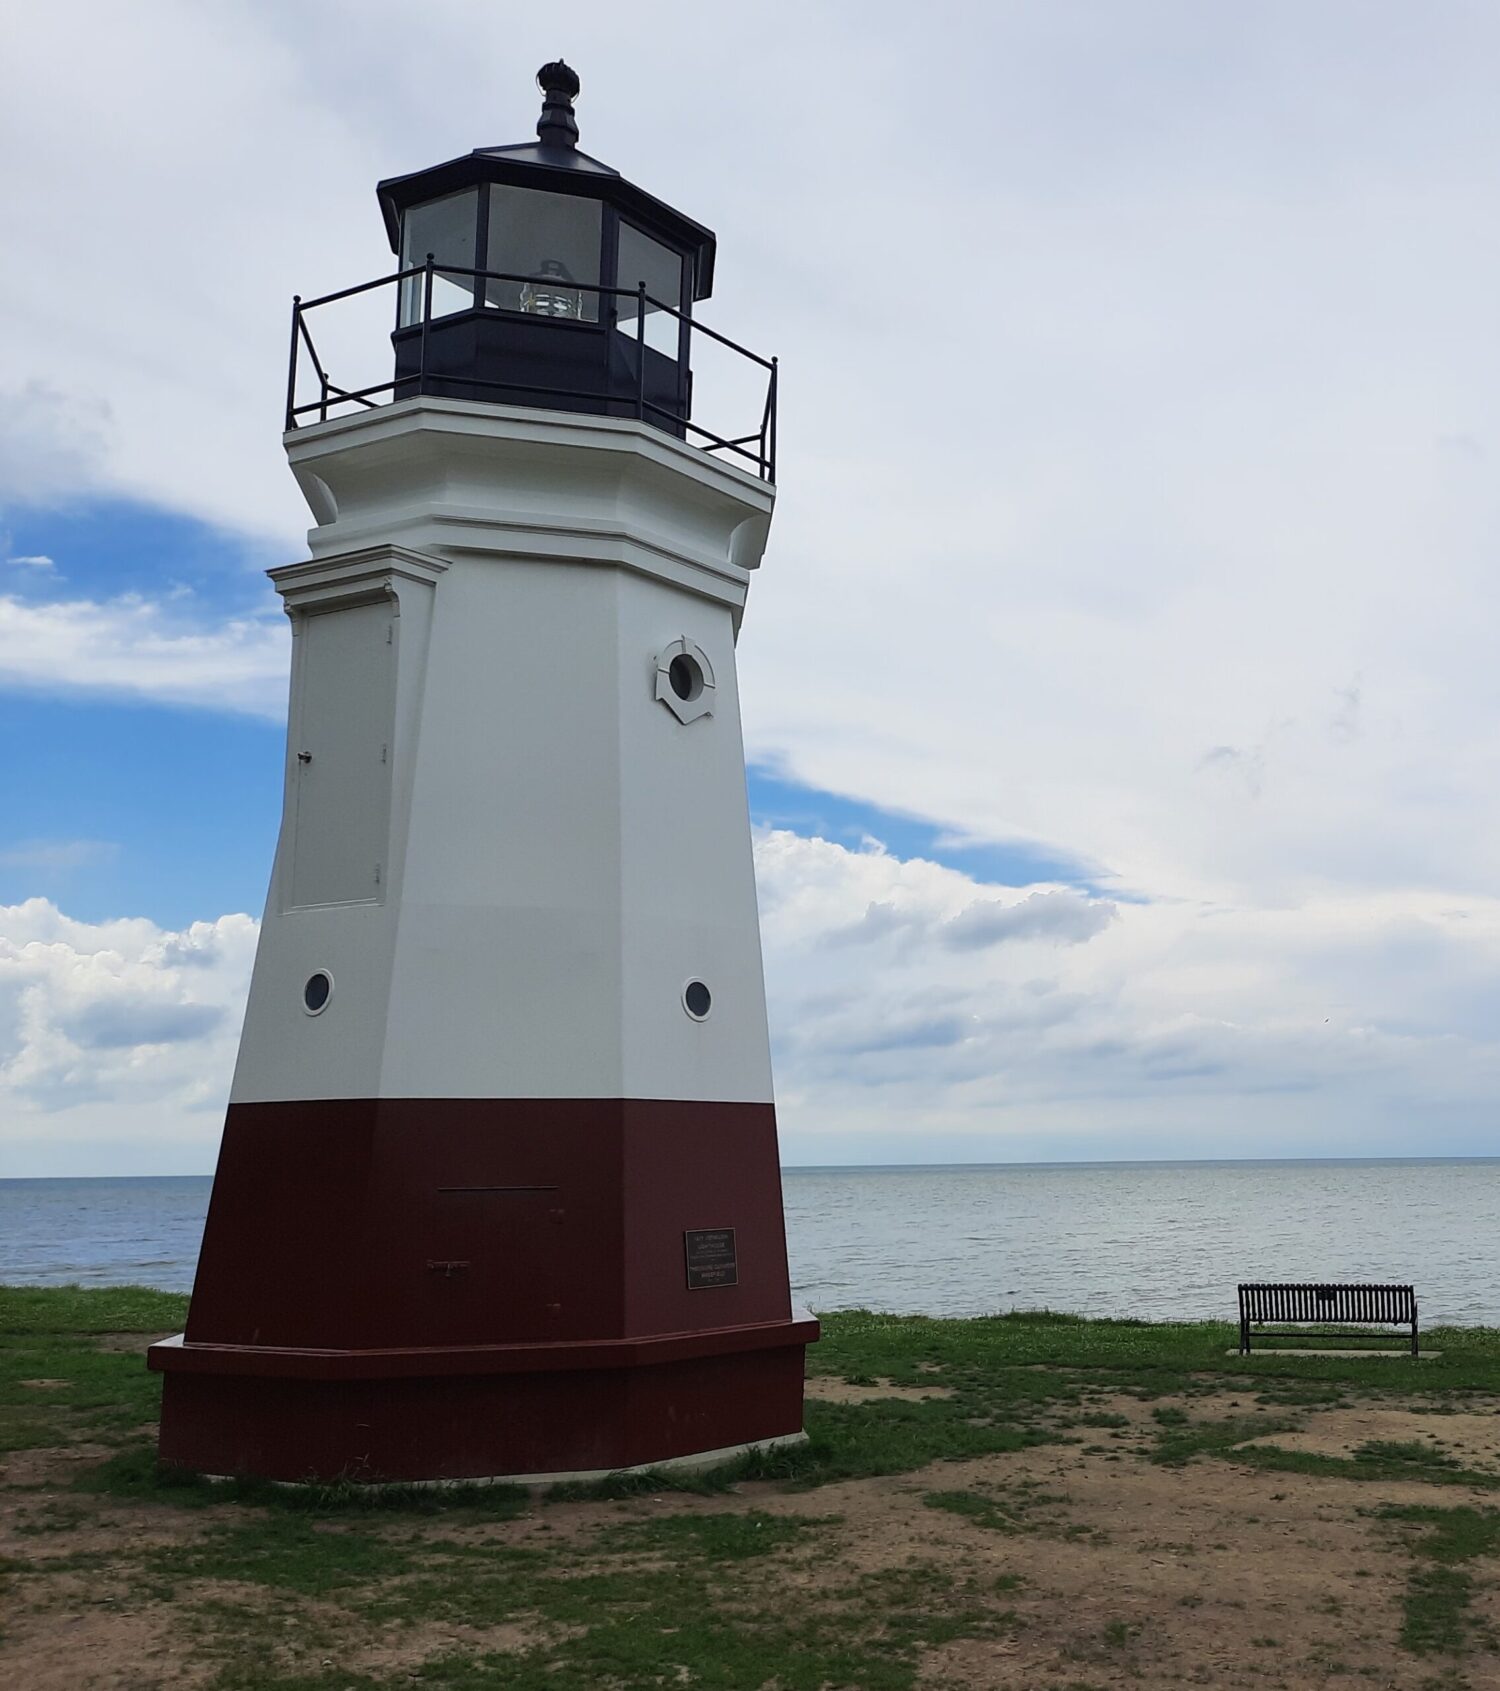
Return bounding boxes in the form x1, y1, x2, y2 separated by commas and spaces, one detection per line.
1236, 1282, 1417, 1356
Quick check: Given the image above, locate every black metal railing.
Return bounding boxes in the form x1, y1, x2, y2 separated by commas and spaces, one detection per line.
285, 258, 777, 482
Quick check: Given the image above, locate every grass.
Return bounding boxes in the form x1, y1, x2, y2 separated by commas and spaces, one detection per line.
923, 1481, 1069, 1535
274, 1538, 1003, 1691
0, 1284, 188, 1335
75, 1444, 534, 1519
1149, 1412, 1298, 1467
1233, 1442, 1500, 1491
591, 1509, 831, 1561
814, 1306, 1500, 1382
1377, 1507, 1500, 1656
14, 1287, 1500, 1686
0, 1283, 187, 1455
0, 1331, 169, 1451
142, 1517, 424, 1598
1359, 1439, 1463, 1470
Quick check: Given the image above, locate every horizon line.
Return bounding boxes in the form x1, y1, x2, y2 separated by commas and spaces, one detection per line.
6, 1152, 1500, 1183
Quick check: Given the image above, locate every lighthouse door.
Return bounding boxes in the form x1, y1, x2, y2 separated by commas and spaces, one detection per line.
287, 600, 396, 909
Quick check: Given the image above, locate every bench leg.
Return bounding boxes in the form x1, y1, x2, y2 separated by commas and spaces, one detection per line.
1240, 1320, 1250, 1356
1412, 1320, 1419, 1359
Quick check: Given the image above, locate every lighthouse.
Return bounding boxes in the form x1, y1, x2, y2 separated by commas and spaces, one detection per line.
148, 63, 817, 1484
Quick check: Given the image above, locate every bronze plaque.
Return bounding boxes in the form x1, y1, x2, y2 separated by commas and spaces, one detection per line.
684, 1227, 738, 1290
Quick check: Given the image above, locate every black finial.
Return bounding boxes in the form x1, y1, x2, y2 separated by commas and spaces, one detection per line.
536, 61, 580, 149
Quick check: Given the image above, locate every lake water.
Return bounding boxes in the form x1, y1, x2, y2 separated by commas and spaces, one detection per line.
3, 1160, 1499, 1326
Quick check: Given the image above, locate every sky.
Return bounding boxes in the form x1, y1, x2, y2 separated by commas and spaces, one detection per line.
3, 2, 1500, 1175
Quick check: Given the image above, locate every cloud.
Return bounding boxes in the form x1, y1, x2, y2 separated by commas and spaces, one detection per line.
827, 886, 1115, 952
1329, 679, 1362, 745
0, 382, 112, 510
940, 891, 1116, 951
0, 900, 255, 1166
753, 829, 1500, 1159
59, 996, 224, 1051
7, 555, 55, 571
826, 1005, 978, 1058
0, 591, 288, 718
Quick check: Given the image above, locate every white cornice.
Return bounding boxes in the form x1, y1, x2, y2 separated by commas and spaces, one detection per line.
269, 544, 449, 616
284, 396, 776, 510
281, 398, 774, 622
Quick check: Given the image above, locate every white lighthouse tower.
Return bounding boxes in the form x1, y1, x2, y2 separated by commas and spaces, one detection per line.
150, 63, 817, 1484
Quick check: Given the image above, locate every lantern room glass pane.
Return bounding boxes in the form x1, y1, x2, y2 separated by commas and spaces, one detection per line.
399, 190, 478, 325
615, 224, 684, 359
485, 186, 602, 322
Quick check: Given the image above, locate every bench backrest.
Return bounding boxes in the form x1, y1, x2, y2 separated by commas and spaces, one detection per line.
1238, 1283, 1416, 1324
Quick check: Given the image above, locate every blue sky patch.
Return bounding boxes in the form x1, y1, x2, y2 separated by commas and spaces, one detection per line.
2, 496, 280, 610
746, 764, 1109, 892
0, 692, 282, 927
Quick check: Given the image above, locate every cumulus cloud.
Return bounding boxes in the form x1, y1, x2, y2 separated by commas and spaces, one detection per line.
828, 887, 1115, 953
940, 891, 1115, 951
59, 997, 224, 1052
0, 900, 255, 1169
754, 830, 1500, 1160
0, 592, 288, 718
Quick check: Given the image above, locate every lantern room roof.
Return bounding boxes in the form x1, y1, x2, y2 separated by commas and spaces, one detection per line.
375, 65, 717, 298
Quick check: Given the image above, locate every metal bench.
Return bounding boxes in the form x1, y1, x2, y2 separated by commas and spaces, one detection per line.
1237, 1283, 1419, 1356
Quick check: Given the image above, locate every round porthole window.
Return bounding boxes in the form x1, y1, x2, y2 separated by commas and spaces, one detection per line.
683, 980, 712, 1020
655, 638, 716, 724
669, 653, 704, 702
303, 970, 333, 1016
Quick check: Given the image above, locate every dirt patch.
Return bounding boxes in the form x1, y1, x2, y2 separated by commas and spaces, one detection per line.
347, 1617, 574, 1676
0, 1441, 116, 1489
805, 1375, 955, 1404
919, 1633, 1025, 1685
471, 1393, 1488, 1685
0, 1601, 193, 1691
0, 1500, 219, 1566
775, 1404, 1453, 1688
1241, 1403, 1500, 1468
8, 1390, 1500, 1689
92, 1333, 176, 1354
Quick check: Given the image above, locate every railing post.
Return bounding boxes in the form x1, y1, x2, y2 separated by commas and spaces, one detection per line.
420, 254, 435, 398
768, 356, 778, 483
636, 281, 647, 422
285, 296, 302, 431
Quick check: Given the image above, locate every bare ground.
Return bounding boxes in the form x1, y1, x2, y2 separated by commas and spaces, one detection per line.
6, 1383, 1500, 1689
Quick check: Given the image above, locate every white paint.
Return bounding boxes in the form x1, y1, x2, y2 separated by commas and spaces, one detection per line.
231, 400, 777, 1106
201, 1431, 810, 1491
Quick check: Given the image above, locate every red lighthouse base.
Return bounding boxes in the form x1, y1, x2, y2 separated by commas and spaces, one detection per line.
149, 1099, 817, 1484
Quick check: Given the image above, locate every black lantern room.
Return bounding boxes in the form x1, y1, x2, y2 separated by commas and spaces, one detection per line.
379, 63, 714, 433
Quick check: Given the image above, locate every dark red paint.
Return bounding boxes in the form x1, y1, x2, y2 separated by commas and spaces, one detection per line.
151, 1098, 817, 1481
